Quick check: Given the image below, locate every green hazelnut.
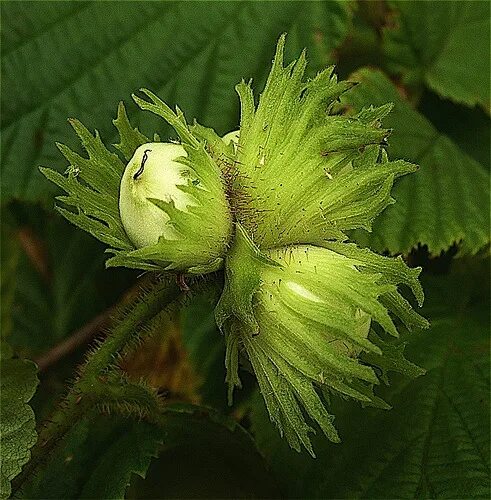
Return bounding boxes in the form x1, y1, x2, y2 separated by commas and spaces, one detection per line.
119, 142, 197, 248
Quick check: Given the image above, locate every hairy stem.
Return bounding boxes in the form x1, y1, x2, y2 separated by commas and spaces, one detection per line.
81, 277, 180, 377
12, 276, 181, 495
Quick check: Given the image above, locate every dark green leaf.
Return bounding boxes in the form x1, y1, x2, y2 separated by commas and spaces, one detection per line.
127, 405, 278, 499
418, 90, 490, 170
20, 406, 276, 499
0, 223, 21, 341
19, 414, 163, 499
5, 212, 134, 357
180, 287, 228, 410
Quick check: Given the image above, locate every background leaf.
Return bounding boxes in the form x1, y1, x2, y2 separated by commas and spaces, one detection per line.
180, 286, 259, 414
0, 357, 38, 499
19, 414, 164, 499
2, 210, 135, 358
418, 91, 491, 169
1, 0, 350, 205
383, 0, 490, 109
1, 209, 137, 424
180, 288, 228, 410
128, 405, 278, 499
345, 68, 490, 256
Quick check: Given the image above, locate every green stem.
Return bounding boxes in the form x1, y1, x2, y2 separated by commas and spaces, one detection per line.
80, 374, 163, 418
12, 277, 181, 495
82, 277, 180, 377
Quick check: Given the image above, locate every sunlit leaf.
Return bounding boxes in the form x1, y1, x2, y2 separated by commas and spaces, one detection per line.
345, 69, 490, 256
384, 0, 490, 110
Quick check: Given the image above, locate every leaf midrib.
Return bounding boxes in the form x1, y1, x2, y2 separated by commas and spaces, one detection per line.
1, 3, 176, 131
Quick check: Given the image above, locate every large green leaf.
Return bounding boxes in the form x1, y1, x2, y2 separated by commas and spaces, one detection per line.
0, 356, 38, 499
250, 267, 490, 498
383, 0, 490, 110
19, 406, 276, 499
1, 0, 350, 205
418, 92, 490, 170
345, 69, 490, 256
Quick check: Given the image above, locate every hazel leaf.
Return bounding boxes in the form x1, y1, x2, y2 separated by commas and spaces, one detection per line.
0, 356, 38, 499
345, 68, 490, 256
384, 0, 490, 110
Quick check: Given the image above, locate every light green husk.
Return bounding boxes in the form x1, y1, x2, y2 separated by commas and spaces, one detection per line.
41, 96, 232, 274
213, 35, 428, 455
216, 225, 427, 455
